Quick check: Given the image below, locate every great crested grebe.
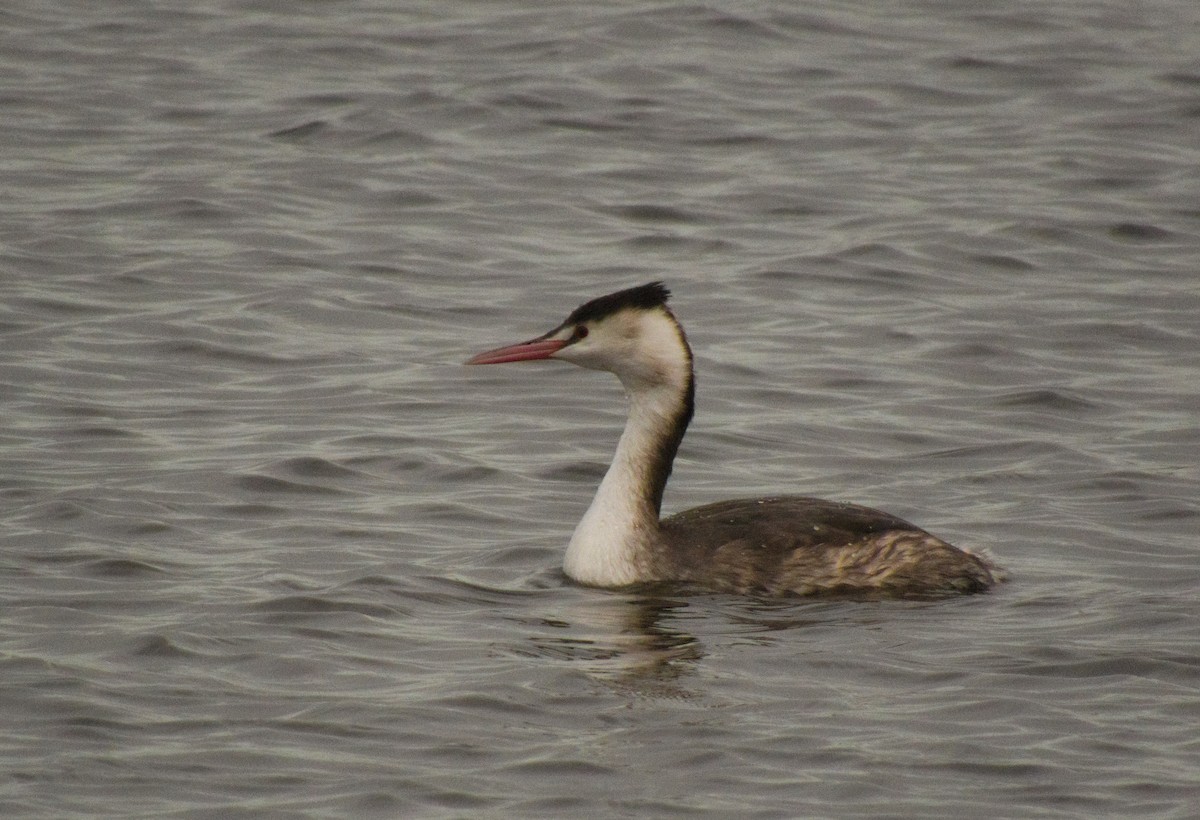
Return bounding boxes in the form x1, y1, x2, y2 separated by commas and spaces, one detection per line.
467, 282, 1003, 597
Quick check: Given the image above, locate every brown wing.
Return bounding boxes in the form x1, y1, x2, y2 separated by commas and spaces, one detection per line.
659, 496, 996, 596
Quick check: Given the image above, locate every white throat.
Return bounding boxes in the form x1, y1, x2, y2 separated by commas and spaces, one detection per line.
562, 385, 678, 586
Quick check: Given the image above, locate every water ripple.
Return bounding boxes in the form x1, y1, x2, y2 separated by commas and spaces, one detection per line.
2, 0, 1199, 817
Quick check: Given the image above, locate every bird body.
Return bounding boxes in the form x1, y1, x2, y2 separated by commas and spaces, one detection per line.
467, 282, 1003, 597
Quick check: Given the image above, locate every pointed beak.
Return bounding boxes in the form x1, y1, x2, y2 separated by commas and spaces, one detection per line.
465, 336, 568, 365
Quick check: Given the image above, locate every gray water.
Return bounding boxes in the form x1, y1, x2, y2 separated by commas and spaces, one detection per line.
3, 1, 1199, 817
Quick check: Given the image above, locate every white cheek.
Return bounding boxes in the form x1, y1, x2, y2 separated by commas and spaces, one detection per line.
554, 341, 603, 370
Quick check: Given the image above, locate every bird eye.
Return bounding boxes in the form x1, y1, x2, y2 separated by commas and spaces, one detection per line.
573, 325, 589, 340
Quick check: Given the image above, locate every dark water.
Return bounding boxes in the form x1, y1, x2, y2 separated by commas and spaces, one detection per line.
3, 1, 1199, 817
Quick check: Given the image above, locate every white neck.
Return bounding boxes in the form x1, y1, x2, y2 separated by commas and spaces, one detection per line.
563, 381, 683, 586
552, 305, 695, 587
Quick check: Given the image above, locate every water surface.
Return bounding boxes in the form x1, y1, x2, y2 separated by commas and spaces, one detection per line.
2, 1, 1199, 817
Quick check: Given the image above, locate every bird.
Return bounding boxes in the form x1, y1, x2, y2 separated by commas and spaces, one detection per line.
466, 282, 1003, 597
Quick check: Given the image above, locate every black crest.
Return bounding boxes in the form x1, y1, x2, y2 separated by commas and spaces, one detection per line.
564, 282, 671, 326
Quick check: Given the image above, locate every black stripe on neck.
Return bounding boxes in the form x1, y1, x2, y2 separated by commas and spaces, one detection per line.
646, 368, 694, 516
644, 313, 694, 517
